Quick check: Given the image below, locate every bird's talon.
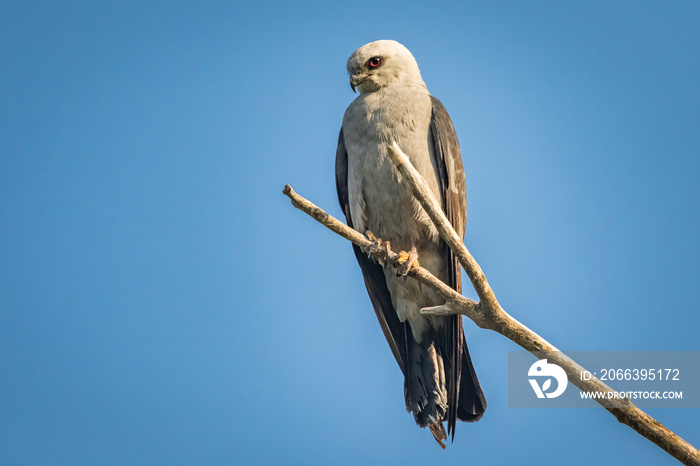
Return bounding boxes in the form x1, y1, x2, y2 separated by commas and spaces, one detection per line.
395, 247, 419, 277
364, 230, 379, 257
364, 230, 391, 264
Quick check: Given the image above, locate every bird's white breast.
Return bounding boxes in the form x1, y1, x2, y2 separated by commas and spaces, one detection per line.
342, 85, 442, 252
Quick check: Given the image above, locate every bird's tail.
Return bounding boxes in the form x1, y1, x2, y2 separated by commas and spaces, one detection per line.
404, 338, 448, 434
404, 331, 486, 447
456, 336, 486, 422
429, 423, 447, 449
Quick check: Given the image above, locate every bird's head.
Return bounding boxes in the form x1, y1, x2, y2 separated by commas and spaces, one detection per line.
346, 40, 425, 94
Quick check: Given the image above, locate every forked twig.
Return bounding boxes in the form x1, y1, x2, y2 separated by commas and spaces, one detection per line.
282, 143, 700, 465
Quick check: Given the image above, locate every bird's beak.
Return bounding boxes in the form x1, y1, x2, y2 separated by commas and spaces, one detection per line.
350, 74, 366, 93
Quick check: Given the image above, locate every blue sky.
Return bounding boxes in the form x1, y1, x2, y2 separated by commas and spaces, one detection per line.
1, 1, 699, 464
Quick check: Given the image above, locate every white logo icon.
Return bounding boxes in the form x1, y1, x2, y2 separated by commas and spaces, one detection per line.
528, 359, 568, 398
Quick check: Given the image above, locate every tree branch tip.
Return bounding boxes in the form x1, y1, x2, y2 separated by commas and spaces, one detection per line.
420, 303, 457, 316
386, 142, 405, 165
283, 184, 293, 196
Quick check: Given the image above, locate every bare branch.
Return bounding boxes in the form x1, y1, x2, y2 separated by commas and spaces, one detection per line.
282, 184, 483, 322
387, 141, 500, 312
385, 142, 700, 466
282, 168, 700, 466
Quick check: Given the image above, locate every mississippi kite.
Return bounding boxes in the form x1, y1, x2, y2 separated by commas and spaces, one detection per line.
335, 40, 486, 447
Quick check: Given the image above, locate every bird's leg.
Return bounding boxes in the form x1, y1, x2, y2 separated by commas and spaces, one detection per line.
364, 230, 380, 255
364, 230, 392, 265
395, 245, 419, 277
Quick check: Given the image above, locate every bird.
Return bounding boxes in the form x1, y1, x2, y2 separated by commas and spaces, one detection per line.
335, 40, 486, 447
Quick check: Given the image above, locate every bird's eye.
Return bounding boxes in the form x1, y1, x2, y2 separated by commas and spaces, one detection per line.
368, 57, 382, 68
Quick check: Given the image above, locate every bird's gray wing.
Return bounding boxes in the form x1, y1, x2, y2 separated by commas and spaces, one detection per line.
335, 129, 408, 372
429, 96, 466, 284
429, 96, 486, 438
